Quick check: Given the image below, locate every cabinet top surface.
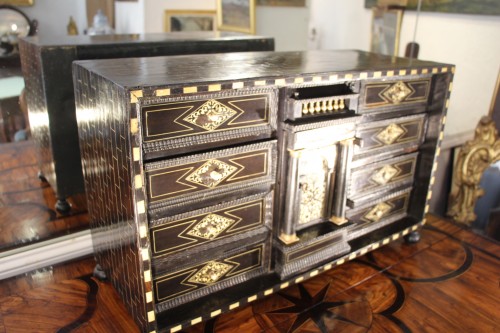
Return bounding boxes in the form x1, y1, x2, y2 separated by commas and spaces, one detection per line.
21, 31, 272, 48
74, 50, 453, 89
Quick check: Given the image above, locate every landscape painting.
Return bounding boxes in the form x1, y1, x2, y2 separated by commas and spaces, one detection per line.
365, 0, 500, 16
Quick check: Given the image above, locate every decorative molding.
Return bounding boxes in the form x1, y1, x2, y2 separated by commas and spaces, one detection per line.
0, 230, 93, 280
447, 116, 500, 225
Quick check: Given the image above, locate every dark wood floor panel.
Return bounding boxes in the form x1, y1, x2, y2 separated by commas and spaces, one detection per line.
0, 217, 498, 333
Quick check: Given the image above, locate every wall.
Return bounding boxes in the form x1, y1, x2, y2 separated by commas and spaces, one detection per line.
114, 0, 145, 34
20, 0, 87, 37
256, 3, 309, 51
310, 0, 500, 137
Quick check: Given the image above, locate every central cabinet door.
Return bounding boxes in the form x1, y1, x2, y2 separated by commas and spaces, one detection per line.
279, 116, 360, 244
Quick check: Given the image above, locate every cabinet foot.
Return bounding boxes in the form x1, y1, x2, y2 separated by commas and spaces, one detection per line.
55, 199, 71, 214
38, 171, 47, 182
404, 231, 421, 244
93, 264, 107, 280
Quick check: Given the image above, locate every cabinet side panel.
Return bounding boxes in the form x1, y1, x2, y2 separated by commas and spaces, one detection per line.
19, 40, 57, 191
74, 66, 149, 332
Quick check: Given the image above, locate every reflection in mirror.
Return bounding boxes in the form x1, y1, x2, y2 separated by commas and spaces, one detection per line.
0, 5, 33, 56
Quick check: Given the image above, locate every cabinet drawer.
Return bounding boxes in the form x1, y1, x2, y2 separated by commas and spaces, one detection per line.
150, 192, 273, 258
145, 141, 276, 210
140, 88, 278, 158
154, 239, 270, 310
348, 152, 418, 199
346, 189, 411, 224
354, 114, 425, 159
359, 78, 431, 113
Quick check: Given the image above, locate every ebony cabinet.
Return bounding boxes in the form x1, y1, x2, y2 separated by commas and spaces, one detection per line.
19, 32, 274, 211
74, 50, 453, 332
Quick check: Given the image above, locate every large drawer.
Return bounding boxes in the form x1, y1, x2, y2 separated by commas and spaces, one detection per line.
145, 140, 277, 212
348, 152, 418, 200
359, 78, 431, 113
150, 191, 273, 259
154, 236, 271, 311
354, 114, 426, 160
139, 87, 278, 158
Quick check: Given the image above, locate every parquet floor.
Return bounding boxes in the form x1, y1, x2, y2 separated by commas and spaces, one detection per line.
0, 215, 498, 332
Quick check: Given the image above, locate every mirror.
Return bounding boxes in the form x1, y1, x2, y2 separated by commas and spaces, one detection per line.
0, 5, 33, 56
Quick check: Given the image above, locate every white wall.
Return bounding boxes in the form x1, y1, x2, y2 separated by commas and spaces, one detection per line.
400, 12, 500, 136
21, 0, 87, 37
310, 0, 500, 137
256, 4, 309, 51
115, 0, 145, 34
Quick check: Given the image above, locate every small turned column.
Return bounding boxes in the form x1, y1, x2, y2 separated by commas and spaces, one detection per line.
330, 138, 354, 225
279, 149, 302, 245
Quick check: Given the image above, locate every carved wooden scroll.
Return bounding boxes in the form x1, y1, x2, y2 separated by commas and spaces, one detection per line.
447, 116, 500, 225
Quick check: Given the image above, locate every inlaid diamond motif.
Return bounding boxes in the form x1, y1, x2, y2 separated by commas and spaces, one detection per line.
382, 81, 412, 104
371, 164, 399, 185
186, 159, 237, 188
184, 99, 237, 131
376, 123, 406, 145
364, 202, 392, 222
187, 214, 236, 240
188, 261, 233, 285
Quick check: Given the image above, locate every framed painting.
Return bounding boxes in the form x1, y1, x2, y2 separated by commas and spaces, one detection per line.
164, 10, 216, 32
257, 0, 305, 6
217, 0, 256, 34
370, 7, 403, 57
365, 0, 500, 16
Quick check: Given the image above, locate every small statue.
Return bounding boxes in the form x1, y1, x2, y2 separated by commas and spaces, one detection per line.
67, 16, 79, 35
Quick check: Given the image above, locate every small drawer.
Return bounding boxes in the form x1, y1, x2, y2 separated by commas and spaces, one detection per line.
283, 82, 360, 121
139, 87, 278, 158
346, 189, 411, 224
145, 140, 276, 211
354, 114, 426, 159
359, 78, 431, 113
348, 152, 418, 200
154, 238, 271, 311
150, 191, 273, 259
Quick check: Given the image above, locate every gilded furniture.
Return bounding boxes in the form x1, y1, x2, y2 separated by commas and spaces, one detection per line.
19, 32, 274, 212
74, 50, 454, 332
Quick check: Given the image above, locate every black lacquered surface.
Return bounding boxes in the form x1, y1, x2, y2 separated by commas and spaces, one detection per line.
74, 50, 449, 89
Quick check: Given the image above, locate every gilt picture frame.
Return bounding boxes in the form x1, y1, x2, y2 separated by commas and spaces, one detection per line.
217, 0, 256, 34
0, 0, 34, 5
164, 10, 216, 32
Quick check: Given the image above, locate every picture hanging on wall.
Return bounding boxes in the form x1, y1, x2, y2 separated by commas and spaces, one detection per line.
257, 0, 305, 6
217, 0, 256, 34
370, 7, 403, 57
164, 10, 216, 32
0, 0, 33, 5
365, 0, 500, 16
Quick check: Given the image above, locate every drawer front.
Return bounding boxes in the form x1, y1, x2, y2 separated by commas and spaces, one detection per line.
150, 192, 273, 258
360, 78, 431, 112
145, 141, 276, 206
349, 153, 418, 198
154, 242, 269, 304
140, 88, 277, 156
354, 114, 425, 158
346, 190, 411, 224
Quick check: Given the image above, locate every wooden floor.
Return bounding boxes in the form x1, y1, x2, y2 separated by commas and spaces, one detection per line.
0, 141, 88, 253
0, 214, 498, 333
